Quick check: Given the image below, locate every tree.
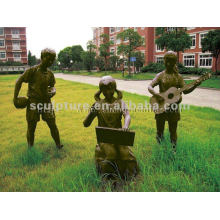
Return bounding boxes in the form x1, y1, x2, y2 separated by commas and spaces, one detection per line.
155, 27, 191, 63
71, 45, 84, 63
109, 55, 119, 72
95, 56, 105, 71
99, 34, 113, 72
131, 51, 145, 72
57, 47, 72, 69
117, 29, 144, 75
28, 51, 37, 66
81, 40, 96, 72
201, 30, 220, 74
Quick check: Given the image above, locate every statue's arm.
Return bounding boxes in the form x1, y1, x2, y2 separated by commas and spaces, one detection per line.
121, 100, 131, 131
148, 73, 160, 96
14, 75, 24, 99
83, 103, 97, 127
179, 75, 200, 94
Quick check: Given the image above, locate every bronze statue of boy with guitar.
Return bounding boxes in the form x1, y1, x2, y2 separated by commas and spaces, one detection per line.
148, 52, 210, 151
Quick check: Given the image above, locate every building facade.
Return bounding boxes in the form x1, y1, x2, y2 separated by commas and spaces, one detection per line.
93, 27, 220, 71
0, 27, 27, 64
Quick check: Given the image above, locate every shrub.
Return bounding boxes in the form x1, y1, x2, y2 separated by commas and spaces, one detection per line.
141, 62, 165, 73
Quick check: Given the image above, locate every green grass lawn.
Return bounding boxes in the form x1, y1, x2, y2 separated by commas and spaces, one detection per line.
0, 75, 220, 192
55, 70, 220, 89
185, 78, 220, 89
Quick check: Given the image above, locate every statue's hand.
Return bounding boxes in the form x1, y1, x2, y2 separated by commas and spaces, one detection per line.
155, 93, 165, 102
122, 126, 129, 132
48, 87, 56, 98
195, 79, 201, 86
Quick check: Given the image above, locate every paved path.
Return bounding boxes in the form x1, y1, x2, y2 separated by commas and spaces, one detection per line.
55, 73, 220, 110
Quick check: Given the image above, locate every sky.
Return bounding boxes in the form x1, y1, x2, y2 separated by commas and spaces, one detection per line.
1, 0, 219, 59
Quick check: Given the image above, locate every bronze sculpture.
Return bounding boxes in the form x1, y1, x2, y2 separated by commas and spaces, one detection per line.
13, 48, 63, 149
148, 52, 201, 151
83, 76, 139, 181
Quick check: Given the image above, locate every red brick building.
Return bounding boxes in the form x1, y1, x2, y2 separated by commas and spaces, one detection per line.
93, 27, 220, 71
0, 27, 27, 64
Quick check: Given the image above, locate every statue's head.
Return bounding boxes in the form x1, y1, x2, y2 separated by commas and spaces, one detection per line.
95, 76, 122, 101
40, 48, 56, 68
164, 51, 178, 73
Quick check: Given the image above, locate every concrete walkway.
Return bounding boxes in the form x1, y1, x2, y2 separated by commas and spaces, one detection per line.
55, 73, 220, 110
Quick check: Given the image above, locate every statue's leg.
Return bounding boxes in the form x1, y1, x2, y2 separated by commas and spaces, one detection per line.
45, 118, 62, 149
168, 119, 178, 150
156, 116, 165, 144
27, 121, 37, 147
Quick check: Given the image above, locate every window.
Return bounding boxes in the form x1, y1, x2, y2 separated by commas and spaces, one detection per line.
110, 27, 115, 33
141, 27, 145, 30
0, 51, 6, 59
183, 54, 195, 67
167, 27, 175, 32
199, 54, 212, 68
134, 27, 137, 31
124, 37, 129, 42
190, 34, 196, 48
199, 32, 208, 48
187, 27, 195, 30
110, 36, 115, 44
12, 41, 20, 50
123, 27, 128, 30
110, 47, 115, 54
116, 38, 121, 45
0, 27, 4, 36
156, 56, 164, 64
116, 27, 121, 32
13, 52, 21, 58
0, 39, 5, 47
156, 44, 163, 52
12, 29, 19, 34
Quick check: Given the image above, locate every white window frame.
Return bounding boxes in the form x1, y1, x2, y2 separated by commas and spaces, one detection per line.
13, 52, 21, 58
156, 43, 163, 52
156, 56, 164, 64
0, 27, 4, 36
110, 47, 115, 55
110, 27, 115, 34
198, 53, 213, 68
190, 34, 196, 49
123, 27, 128, 30
0, 39, 5, 48
0, 51, 6, 59
12, 29, 20, 35
187, 27, 195, 30
124, 37, 129, 42
12, 41, 20, 50
116, 27, 121, 32
116, 38, 121, 45
110, 36, 115, 44
183, 54, 195, 67
199, 32, 208, 48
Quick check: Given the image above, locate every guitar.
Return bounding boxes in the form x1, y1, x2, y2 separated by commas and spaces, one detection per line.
150, 73, 211, 114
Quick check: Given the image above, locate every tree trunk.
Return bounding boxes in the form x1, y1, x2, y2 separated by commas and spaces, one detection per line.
104, 56, 107, 73
128, 55, 131, 75
177, 51, 180, 63
215, 53, 219, 77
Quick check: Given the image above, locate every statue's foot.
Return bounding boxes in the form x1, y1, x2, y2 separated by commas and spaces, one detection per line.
56, 144, 64, 149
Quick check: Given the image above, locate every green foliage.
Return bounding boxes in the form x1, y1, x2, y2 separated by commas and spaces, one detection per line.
58, 45, 84, 69
141, 62, 165, 73
0, 61, 24, 66
177, 63, 212, 75
155, 27, 191, 62
99, 34, 113, 71
201, 30, 220, 73
28, 51, 37, 66
81, 41, 96, 72
95, 56, 105, 71
109, 55, 119, 71
131, 51, 145, 71
117, 29, 144, 74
